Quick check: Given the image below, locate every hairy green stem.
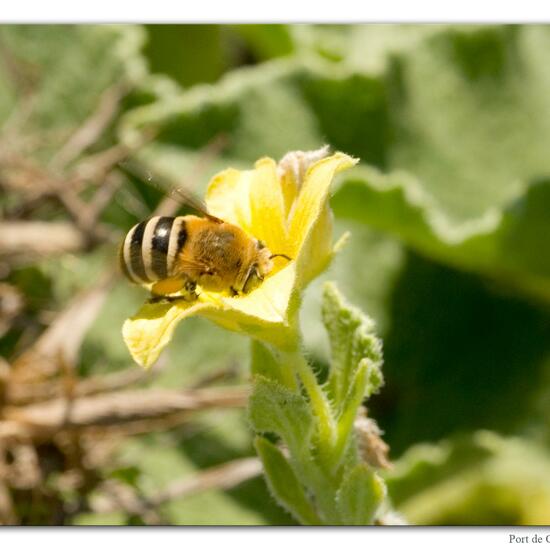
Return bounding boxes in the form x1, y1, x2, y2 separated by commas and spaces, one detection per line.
250, 284, 387, 525
275, 349, 300, 392
282, 348, 336, 448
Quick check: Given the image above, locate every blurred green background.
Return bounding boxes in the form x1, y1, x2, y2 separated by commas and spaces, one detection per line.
1, 24, 550, 525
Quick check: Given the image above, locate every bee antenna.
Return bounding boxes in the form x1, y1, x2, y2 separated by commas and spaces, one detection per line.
269, 253, 292, 262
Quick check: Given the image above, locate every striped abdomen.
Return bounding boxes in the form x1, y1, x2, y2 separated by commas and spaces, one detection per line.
119, 216, 187, 285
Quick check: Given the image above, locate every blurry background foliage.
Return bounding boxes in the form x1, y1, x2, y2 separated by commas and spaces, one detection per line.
0, 24, 550, 525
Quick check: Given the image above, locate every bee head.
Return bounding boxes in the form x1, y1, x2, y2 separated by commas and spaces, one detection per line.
240, 242, 272, 293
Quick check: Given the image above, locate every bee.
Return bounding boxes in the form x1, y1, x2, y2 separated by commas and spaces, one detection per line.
119, 194, 289, 302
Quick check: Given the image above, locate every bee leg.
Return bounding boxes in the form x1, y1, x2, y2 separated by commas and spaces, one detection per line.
147, 278, 198, 304
147, 293, 183, 304
184, 280, 197, 293
147, 294, 197, 304
230, 286, 239, 297
182, 280, 199, 302
147, 294, 166, 304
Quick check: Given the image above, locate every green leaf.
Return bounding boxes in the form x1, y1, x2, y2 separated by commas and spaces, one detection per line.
336, 463, 386, 525
120, 59, 322, 163
333, 168, 550, 304
250, 340, 296, 388
326, 25, 550, 304
386, 432, 496, 508
255, 437, 321, 525
232, 25, 295, 61
386, 431, 550, 525
144, 25, 225, 87
322, 281, 383, 407
374, 250, 550, 453
333, 362, 372, 465
249, 375, 313, 456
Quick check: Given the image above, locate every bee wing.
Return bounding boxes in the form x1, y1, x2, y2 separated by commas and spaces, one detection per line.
120, 159, 224, 223
168, 186, 223, 224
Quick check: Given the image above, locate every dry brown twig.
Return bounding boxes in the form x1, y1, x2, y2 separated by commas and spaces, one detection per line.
0, 284, 24, 339
6, 367, 149, 406
3, 386, 248, 439
10, 271, 116, 383
2, 442, 42, 490
149, 456, 262, 507
0, 444, 18, 525
0, 221, 87, 264
1, 82, 144, 254
90, 478, 164, 524
49, 82, 130, 172
189, 363, 240, 389
0, 481, 17, 525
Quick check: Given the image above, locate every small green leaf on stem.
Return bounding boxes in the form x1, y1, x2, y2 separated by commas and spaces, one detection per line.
336, 463, 386, 525
250, 340, 298, 390
255, 437, 321, 526
322, 281, 383, 408
249, 375, 313, 455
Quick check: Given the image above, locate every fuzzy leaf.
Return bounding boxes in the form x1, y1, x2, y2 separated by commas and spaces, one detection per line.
322, 282, 383, 407
233, 25, 295, 60
386, 431, 550, 525
249, 375, 313, 456
333, 169, 550, 304
336, 463, 386, 525
250, 340, 298, 389
255, 437, 320, 525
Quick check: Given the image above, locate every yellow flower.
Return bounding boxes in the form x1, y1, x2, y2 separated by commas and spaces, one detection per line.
122, 148, 358, 368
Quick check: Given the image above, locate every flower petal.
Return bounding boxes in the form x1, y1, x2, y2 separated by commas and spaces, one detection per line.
288, 152, 358, 284
288, 152, 358, 251
203, 262, 299, 349
122, 263, 299, 368
206, 159, 288, 256
248, 158, 289, 257
205, 167, 254, 231
277, 146, 331, 217
122, 300, 210, 368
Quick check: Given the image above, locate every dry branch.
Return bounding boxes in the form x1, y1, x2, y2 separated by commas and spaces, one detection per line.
0, 221, 86, 261
355, 407, 392, 470
50, 83, 129, 171
3, 386, 249, 439
82, 172, 123, 224
6, 367, 148, 406
11, 272, 115, 382
0, 283, 23, 338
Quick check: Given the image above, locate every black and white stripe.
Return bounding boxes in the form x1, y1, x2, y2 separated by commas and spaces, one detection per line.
167, 217, 187, 275
120, 216, 188, 285
150, 216, 174, 279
